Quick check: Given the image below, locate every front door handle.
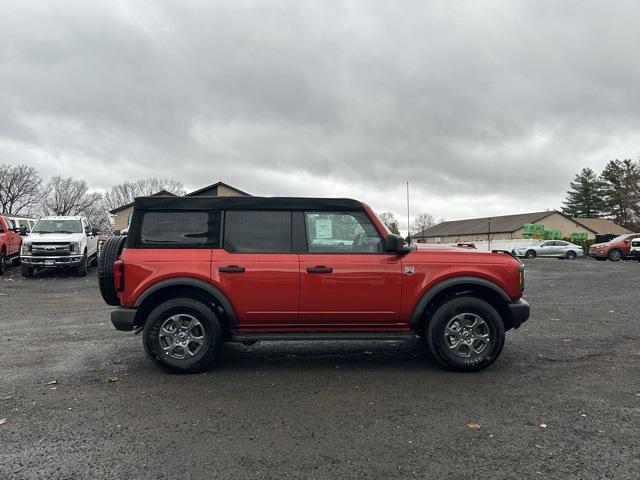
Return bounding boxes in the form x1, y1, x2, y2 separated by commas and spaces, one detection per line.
306, 266, 333, 274
219, 265, 245, 273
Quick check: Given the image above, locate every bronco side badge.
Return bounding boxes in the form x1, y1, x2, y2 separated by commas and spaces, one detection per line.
404, 266, 415, 275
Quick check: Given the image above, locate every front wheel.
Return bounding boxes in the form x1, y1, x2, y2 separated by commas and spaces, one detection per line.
21, 265, 33, 278
143, 298, 223, 374
76, 253, 88, 277
427, 297, 505, 372
0, 251, 6, 275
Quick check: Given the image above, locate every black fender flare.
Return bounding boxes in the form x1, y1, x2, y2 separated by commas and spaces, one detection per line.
133, 277, 238, 325
409, 276, 511, 326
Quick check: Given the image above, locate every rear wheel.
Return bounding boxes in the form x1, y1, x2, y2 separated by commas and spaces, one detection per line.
427, 296, 505, 372
143, 298, 223, 374
566, 250, 577, 260
608, 249, 622, 262
21, 265, 33, 278
98, 236, 127, 306
0, 251, 5, 275
525, 250, 536, 259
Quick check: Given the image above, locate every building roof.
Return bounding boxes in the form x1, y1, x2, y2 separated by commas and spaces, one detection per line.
416, 210, 598, 238
571, 217, 632, 235
109, 190, 176, 214
186, 181, 251, 197
134, 196, 362, 212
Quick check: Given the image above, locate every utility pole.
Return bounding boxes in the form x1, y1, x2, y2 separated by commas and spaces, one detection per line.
406, 181, 411, 244
488, 217, 492, 251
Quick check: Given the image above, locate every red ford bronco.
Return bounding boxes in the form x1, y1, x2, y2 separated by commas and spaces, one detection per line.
99, 197, 529, 373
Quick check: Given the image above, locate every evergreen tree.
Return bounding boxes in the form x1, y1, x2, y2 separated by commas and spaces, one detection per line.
599, 159, 640, 228
561, 167, 604, 218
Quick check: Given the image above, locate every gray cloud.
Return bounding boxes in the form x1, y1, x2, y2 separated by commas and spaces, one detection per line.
2, 0, 640, 228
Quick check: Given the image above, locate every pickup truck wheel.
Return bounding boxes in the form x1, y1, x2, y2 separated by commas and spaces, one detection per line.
21, 265, 33, 278
525, 250, 536, 259
143, 298, 223, 374
608, 249, 622, 262
0, 251, 5, 275
427, 296, 505, 372
76, 253, 88, 277
98, 235, 127, 306
89, 254, 98, 267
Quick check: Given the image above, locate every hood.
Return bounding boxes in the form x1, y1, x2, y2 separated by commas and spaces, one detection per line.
24, 232, 83, 243
412, 243, 494, 255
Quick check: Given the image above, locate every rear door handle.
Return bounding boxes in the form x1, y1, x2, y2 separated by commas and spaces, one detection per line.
306, 266, 333, 274
219, 266, 245, 273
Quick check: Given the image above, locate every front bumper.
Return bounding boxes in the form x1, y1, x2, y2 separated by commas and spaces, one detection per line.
21, 255, 85, 267
111, 308, 137, 331
507, 298, 530, 329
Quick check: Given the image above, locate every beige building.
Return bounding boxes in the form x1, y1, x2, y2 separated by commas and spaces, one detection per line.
110, 182, 250, 232
414, 210, 607, 244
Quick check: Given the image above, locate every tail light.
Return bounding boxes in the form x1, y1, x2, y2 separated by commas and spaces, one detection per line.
114, 259, 125, 292
518, 263, 526, 292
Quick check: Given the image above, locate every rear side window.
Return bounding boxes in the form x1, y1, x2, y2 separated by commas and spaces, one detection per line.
140, 211, 220, 247
224, 211, 291, 253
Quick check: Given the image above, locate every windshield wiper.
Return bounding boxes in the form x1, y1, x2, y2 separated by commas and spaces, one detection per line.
34, 231, 52, 234
52, 230, 75, 234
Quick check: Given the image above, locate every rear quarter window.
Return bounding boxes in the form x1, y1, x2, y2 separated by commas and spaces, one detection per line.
223, 211, 292, 253
139, 211, 220, 247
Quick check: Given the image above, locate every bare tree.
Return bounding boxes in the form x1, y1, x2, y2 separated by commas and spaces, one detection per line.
102, 178, 186, 211
377, 211, 400, 235
40, 176, 102, 218
0, 164, 42, 215
411, 212, 437, 234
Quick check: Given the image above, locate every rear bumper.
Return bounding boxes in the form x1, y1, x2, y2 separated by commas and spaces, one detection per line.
508, 298, 530, 329
111, 308, 137, 331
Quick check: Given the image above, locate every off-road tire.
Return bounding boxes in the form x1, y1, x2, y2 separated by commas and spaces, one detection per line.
608, 249, 622, 262
21, 265, 33, 278
143, 298, 223, 374
566, 250, 577, 260
98, 235, 127, 306
525, 250, 536, 259
76, 253, 88, 277
0, 251, 5, 275
427, 296, 505, 372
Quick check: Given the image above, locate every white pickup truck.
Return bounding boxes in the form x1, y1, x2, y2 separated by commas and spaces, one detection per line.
631, 237, 640, 261
20, 216, 99, 277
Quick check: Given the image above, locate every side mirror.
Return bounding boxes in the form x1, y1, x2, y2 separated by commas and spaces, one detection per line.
91, 227, 99, 236
385, 234, 412, 254
19, 226, 28, 236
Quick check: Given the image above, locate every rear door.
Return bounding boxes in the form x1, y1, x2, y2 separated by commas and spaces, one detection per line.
211, 210, 299, 330
298, 210, 402, 328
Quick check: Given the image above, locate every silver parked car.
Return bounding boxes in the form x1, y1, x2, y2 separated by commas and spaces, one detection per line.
512, 240, 584, 260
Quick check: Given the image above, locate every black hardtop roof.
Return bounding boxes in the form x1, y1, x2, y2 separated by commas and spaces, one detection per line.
133, 196, 364, 211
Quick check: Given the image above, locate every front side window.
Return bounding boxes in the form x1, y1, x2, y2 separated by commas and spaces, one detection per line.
32, 219, 83, 234
140, 211, 214, 246
224, 211, 292, 253
304, 211, 382, 253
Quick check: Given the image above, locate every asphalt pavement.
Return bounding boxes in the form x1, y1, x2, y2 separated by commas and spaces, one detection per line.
1, 259, 639, 479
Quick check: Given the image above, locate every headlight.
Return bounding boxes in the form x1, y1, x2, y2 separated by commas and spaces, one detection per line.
21, 243, 31, 255
70, 242, 81, 253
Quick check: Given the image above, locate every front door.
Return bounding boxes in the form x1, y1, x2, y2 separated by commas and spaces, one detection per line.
212, 210, 299, 330
298, 211, 402, 329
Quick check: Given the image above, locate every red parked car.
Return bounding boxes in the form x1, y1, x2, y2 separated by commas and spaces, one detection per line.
0, 215, 23, 275
589, 233, 640, 261
99, 197, 529, 373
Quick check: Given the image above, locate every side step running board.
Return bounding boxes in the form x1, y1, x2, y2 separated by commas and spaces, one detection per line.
233, 332, 418, 342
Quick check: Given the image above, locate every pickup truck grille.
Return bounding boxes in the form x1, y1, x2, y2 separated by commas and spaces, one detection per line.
31, 243, 72, 256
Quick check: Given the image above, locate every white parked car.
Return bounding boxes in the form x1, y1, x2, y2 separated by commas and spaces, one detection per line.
20, 216, 99, 277
631, 237, 640, 261
512, 240, 584, 260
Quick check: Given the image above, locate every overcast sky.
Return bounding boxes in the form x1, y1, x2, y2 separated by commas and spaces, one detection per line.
2, 0, 640, 230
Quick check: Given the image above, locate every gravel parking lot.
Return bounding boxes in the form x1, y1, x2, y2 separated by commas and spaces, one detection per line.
1, 259, 639, 479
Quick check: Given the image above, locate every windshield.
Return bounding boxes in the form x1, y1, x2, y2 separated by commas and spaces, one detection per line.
610, 234, 632, 243
32, 219, 83, 234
